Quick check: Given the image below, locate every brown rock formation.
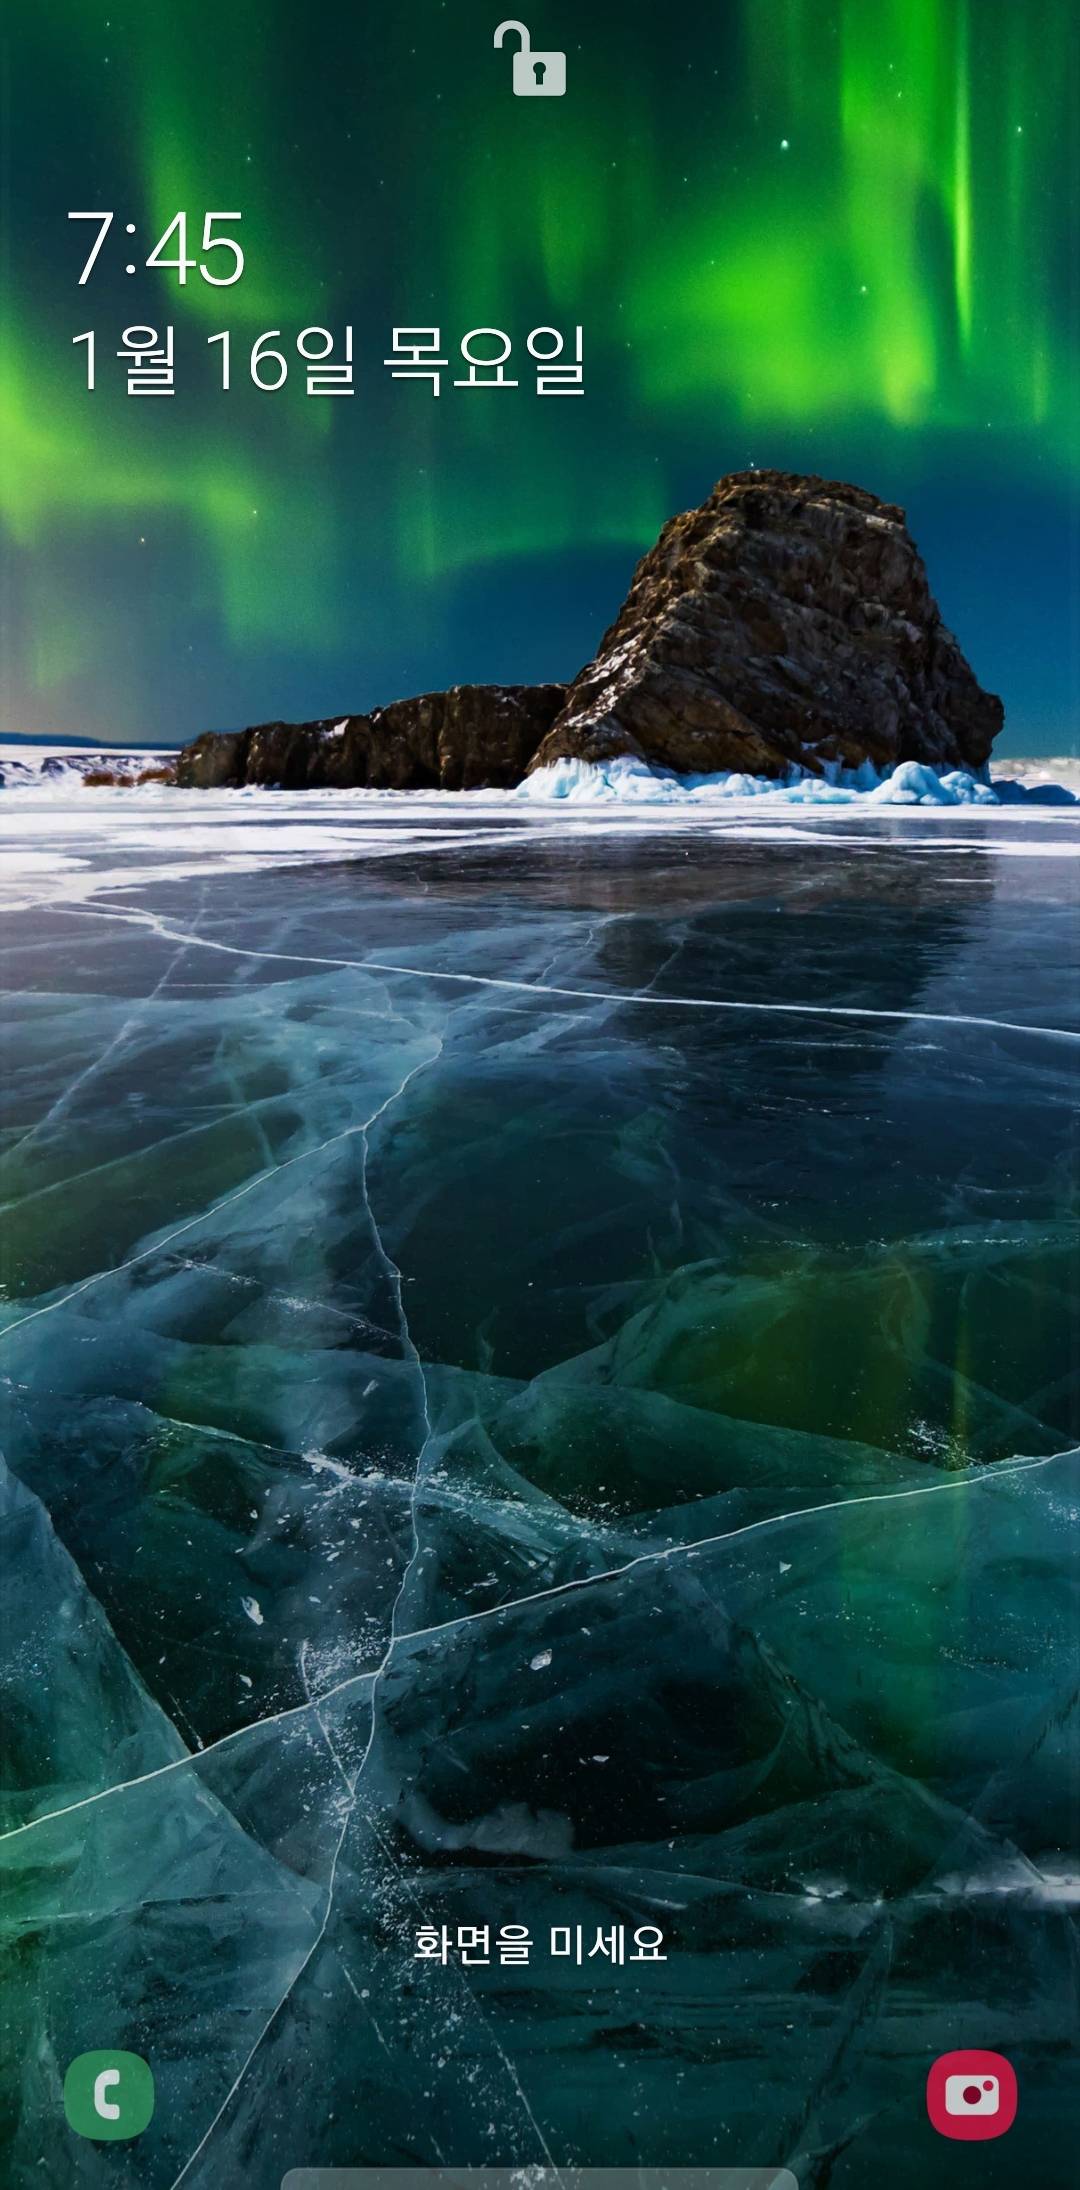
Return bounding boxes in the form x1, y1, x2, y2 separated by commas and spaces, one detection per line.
175, 473, 1003, 791
530, 471, 1003, 778
176, 685, 567, 792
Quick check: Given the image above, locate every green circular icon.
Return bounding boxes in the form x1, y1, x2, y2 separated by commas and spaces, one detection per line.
63, 2051, 155, 2141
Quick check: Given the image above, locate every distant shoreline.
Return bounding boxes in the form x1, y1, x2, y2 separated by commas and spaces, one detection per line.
4, 733, 1075, 767
1, 741, 1078, 809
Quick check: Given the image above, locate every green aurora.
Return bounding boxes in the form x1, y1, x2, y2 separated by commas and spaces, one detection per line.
1, 0, 1077, 746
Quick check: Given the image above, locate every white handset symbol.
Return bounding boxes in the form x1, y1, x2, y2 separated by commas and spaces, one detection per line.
93, 2068, 121, 2121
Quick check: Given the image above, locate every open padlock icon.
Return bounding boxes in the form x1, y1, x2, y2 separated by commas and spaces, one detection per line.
493, 20, 566, 97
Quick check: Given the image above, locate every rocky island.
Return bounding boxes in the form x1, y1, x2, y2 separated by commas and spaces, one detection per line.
176, 471, 1004, 791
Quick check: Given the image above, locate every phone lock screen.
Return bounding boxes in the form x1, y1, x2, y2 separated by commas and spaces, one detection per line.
0, 3, 1078, 2187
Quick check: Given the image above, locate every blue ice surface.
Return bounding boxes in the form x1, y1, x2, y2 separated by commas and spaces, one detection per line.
0, 798, 1078, 2189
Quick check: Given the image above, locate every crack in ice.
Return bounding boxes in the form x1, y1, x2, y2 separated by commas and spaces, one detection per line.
0, 1041, 439, 1345
47, 899, 1080, 1045
165, 1039, 443, 2189
3, 1445, 1069, 1853
0, 1041, 392, 1222
0, 916, 198, 1171
360, 1802, 562, 2170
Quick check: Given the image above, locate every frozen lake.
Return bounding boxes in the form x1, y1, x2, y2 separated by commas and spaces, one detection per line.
1, 787, 1078, 2187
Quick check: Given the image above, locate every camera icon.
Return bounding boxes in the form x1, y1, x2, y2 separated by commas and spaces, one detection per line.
927, 2051, 1016, 2141
945, 2073, 999, 2116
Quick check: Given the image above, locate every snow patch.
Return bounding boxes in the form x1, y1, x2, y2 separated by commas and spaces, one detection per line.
516, 753, 1025, 808
0, 745, 174, 790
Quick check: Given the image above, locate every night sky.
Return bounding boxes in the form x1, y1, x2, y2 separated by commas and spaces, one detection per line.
2, 0, 1078, 752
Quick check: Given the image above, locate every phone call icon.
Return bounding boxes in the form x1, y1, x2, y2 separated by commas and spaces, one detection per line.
63, 2051, 155, 2141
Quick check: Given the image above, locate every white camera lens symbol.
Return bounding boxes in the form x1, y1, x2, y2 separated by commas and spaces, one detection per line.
944, 2074, 1000, 2115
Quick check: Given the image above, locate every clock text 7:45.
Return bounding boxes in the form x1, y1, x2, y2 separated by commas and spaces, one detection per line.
68, 212, 244, 287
